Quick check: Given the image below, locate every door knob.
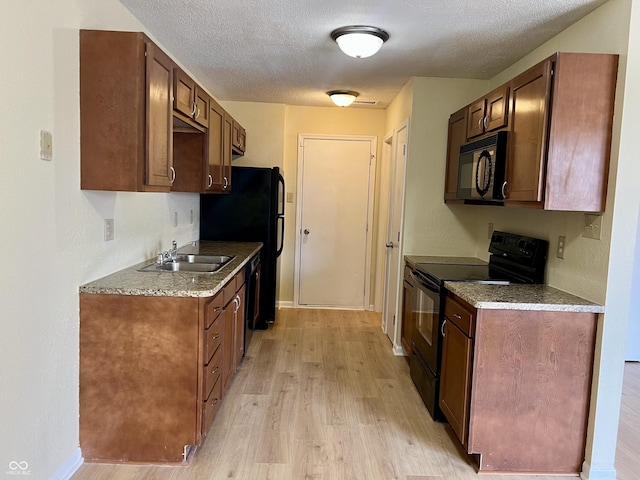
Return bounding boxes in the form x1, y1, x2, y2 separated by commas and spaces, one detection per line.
386, 242, 394, 248
303, 229, 310, 235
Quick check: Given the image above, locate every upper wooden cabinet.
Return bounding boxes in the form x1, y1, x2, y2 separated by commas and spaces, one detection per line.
223, 113, 233, 191
505, 53, 618, 211
205, 99, 226, 193
232, 120, 246, 155
174, 68, 210, 128
444, 52, 618, 212
444, 107, 468, 201
466, 85, 509, 138
80, 30, 175, 192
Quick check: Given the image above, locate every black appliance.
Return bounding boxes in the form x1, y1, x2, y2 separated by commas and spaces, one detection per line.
457, 131, 508, 202
200, 166, 284, 329
409, 231, 548, 421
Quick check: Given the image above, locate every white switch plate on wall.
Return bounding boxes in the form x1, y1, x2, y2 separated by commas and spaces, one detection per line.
582, 214, 602, 240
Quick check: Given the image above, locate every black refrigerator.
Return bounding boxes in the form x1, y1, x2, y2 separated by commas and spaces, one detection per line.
200, 166, 284, 328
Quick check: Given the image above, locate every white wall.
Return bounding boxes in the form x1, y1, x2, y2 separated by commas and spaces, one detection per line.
0, 1, 199, 477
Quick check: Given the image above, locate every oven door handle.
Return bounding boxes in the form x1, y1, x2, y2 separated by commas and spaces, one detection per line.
410, 270, 441, 293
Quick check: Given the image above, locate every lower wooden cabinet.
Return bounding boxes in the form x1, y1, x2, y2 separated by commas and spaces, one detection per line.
439, 292, 598, 474
79, 269, 247, 463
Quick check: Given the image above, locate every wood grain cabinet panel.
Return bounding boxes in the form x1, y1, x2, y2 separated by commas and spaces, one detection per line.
439, 293, 598, 474
466, 85, 509, 138
205, 99, 226, 192
80, 30, 174, 192
444, 107, 468, 201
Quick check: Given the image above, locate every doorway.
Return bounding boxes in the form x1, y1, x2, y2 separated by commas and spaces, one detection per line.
381, 120, 409, 351
294, 135, 377, 308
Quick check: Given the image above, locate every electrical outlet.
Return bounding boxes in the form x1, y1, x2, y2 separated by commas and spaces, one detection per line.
488, 222, 494, 239
286, 192, 294, 203
583, 214, 602, 240
557, 235, 565, 259
173, 211, 178, 228
104, 218, 114, 241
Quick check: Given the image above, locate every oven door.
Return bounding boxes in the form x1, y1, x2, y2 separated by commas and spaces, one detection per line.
410, 270, 442, 375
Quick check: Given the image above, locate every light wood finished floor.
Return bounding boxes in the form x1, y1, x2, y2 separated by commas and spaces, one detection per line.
73, 309, 640, 480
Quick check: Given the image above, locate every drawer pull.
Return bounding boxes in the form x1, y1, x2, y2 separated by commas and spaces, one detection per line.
212, 366, 220, 375
211, 398, 218, 406
213, 333, 220, 340
453, 313, 462, 320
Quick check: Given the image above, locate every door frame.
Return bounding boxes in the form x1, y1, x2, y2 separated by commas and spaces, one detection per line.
381, 119, 409, 354
293, 133, 378, 309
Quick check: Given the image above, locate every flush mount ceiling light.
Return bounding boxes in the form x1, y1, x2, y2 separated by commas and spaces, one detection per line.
331, 25, 389, 59
327, 90, 359, 107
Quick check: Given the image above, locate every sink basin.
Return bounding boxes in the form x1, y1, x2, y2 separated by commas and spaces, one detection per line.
138, 253, 234, 274
173, 254, 234, 264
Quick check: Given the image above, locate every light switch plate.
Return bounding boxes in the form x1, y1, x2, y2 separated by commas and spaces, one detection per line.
557, 235, 565, 259
286, 192, 294, 203
40, 130, 53, 161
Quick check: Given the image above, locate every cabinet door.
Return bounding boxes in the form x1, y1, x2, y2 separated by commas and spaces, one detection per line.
206, 100, 225, 192
444, 107, 467, 201
505, 59, 552, 203
222, 112, 233, 192
466, 98, 486, 138
194, 88, 210, 128
145, 42, 174, 188
174, 69, 196, 118
439, 318, 473, 447
401, 277, 414, 356
222, 305, 234, 393
485, 85, 509, 132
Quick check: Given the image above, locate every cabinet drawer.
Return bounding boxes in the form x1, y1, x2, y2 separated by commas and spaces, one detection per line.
223, 278, 237, 305
404, 265, 412, 283
204, 315, 223, 363
203, 346, 222, 400
444, 297, 474, 336
235, 268, 246, 288
202, 377, 222, 434
205, 293, 224, 328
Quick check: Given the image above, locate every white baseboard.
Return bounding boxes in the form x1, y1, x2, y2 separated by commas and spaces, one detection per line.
580, 461, 616, 480
276, 301, 294, 309
393, 344, 406, 356
49, 448, 83, 480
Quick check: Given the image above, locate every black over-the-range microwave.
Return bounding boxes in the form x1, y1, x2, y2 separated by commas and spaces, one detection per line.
456, 131, 508, 202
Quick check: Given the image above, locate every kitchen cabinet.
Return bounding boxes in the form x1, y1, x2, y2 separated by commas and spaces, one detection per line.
79, 270, 246, 463
80, 30, 175, 192
466, 85, 509, 138
401, 266, 414, 356
174, 68, 210, 129
205, 99, 227, 193
222, 112, 233, 191
505, 52, 618, 211
232, 119, 246, 155
439, 292, 597, 474
444, 107, 468, 201
439, 296, 474, 446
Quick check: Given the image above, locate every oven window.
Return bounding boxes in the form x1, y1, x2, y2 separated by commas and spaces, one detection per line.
414, 288, 437, 348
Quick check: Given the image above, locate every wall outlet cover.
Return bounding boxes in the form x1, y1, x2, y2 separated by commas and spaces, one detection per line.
104, 218, 114, 241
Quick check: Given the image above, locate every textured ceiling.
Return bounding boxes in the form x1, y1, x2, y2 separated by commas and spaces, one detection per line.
118, 0, 610, 108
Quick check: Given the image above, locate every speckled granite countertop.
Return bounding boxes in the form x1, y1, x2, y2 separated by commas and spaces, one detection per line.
79, 241, 262, 298
405, 255, 487, 268
445, 282, 604, 313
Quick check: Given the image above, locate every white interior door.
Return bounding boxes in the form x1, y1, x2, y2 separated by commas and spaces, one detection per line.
382, 122, 408, 348
296, 135, 376, 308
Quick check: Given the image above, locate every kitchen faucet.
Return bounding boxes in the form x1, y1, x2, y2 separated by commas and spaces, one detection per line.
157, 241, 178, 264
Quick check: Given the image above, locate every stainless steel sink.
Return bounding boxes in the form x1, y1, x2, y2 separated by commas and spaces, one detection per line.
173, 254, 234, 264
138, 253, 234, 274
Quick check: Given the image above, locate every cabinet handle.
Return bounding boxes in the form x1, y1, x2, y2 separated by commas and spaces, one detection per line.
170, 166, 176, 184
196, 106, 201, 119
453, 313, 462, 320
208, 174, 213, 188
441, 319, 446, 337
190, 102, 197, 116
483, 116, 488, 129
212, 366, 219, 374
213, 333, 220, 340
478, 118, 482, 130
501, 180, 508, 198
223, 176, 229, 190
211, 398, 218, 406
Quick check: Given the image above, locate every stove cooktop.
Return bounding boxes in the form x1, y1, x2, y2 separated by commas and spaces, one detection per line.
415, 262, 510, 285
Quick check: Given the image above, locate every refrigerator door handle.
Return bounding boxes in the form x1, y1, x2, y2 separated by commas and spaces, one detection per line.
276, 214, 285, 257
277, 174, 285, 216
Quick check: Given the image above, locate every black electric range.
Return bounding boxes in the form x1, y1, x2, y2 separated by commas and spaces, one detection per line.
408, 231, 548, 421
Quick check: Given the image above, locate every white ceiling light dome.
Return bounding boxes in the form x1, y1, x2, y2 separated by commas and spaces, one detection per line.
331, 26, 390, 59
327, 90, 359, 107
